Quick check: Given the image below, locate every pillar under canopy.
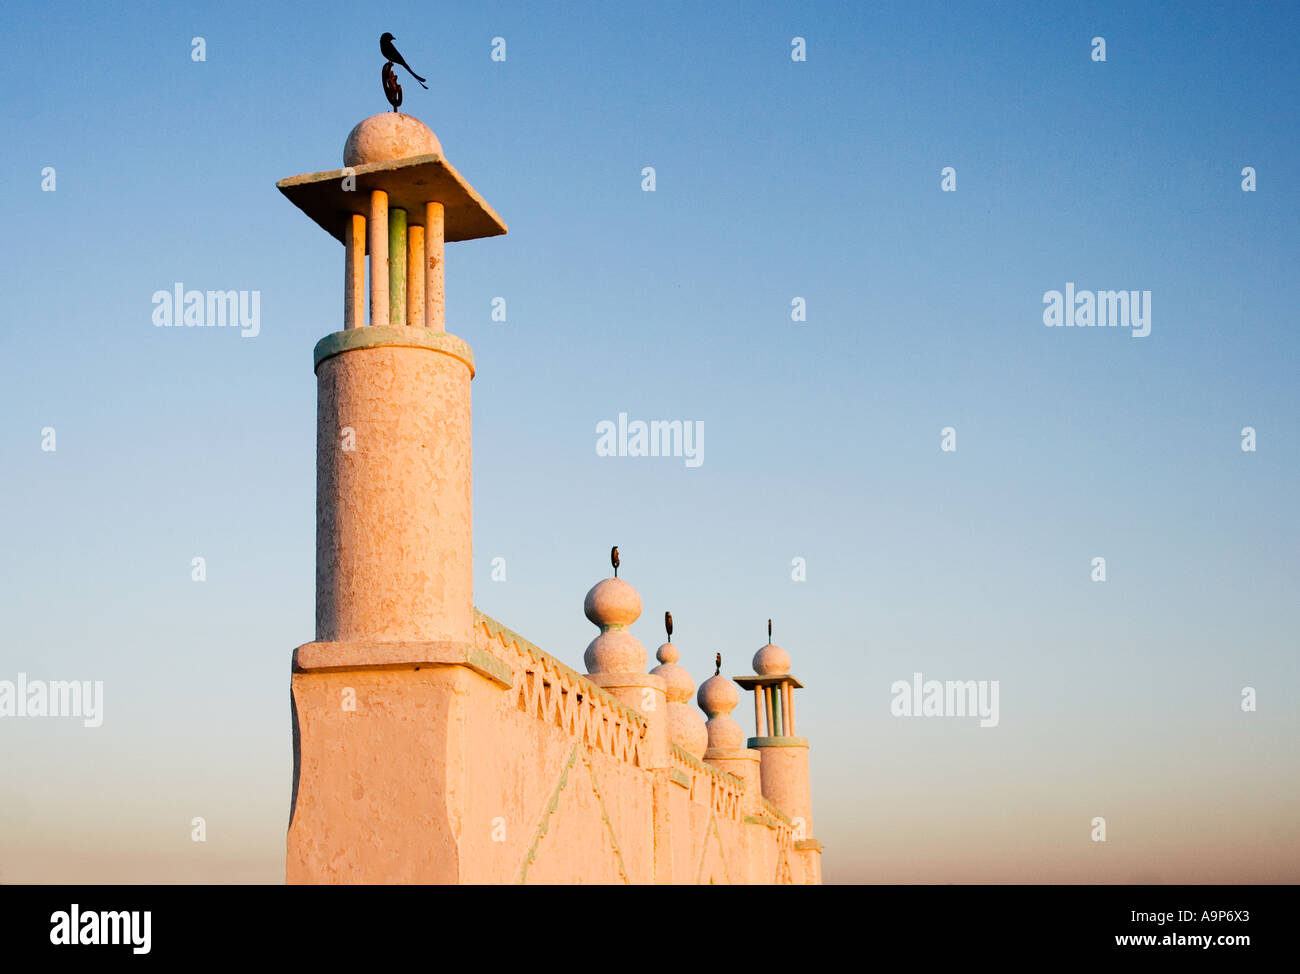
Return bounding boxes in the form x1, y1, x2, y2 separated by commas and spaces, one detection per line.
425, 201, 445, 331
343, 214, 365, 330
389, 207, 407, 327
368, 190, 389, 328
407, 224, 426, 328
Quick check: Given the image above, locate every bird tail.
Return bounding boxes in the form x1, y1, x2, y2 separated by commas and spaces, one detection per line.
415, 75, 428, 88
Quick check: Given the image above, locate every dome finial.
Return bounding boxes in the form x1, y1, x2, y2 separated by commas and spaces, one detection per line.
697, 661, 743, 749
650, 611, 707, 758
611, 545, 620, 578
753, 623, 791, 676
582, 554, 644, 673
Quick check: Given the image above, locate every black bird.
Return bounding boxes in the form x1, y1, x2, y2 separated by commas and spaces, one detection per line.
714, 653, 722, 676
380, 33, 428, 89
664, 611, 673, 641
381, 61, 402, 112
610, 546, 620, 578
767, 618, 773, 642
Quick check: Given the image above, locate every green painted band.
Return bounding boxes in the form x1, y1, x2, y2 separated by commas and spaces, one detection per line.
747, 736, 809, 748
388, 208, 408, 325
314, 327, 475, 376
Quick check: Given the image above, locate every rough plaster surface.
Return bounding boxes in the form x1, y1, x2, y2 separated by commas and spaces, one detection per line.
344, 113, 442, 167
315, 340, 472, 644
288, 612, 821, 883
753, 642, 792, 676
287, 667, 465, 883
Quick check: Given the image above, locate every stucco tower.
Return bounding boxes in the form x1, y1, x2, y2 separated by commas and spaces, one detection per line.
736, 622, 823, 883
277, 113, 507, 883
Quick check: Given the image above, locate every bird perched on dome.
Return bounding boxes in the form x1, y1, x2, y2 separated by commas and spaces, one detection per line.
380, 33, 428, 89
611, 546, 620, 578
665, 611, 673, 641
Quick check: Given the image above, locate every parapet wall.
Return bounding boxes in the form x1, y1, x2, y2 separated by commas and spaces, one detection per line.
470, 612, 808, 884
287, 612, 813, 883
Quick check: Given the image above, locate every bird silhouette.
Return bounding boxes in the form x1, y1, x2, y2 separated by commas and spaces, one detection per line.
664, 611, 673, 641
380, 33, 428, 89
714, 653, 722, 676
381, 61, 402, 112
610, 546, 620, 578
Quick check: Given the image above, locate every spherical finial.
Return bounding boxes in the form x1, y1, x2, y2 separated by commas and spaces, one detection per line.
583, 578, 641, 629
584, 629, 646, 674
697, 672, 744, 749
343, 113, 441, 167
647, 613, 707, 756
653, 657, 695, 704
582, 555, 645, 674
668, 705, 709, 758
753, 620, 791, 676
650, 609, 688, 697
697, 673, 738, 718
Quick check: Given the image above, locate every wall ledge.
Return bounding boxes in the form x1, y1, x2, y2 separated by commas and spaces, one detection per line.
313, 326, 475, 375
747, 735, 809, 748
292, 639, 512, 687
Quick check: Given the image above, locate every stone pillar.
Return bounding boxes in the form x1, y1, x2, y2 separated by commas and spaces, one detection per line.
343, 213, 365, 330
425, 201, 445, 331
407, 224, 425, 328
368, 190, 389, 328
388, 207, 407, 326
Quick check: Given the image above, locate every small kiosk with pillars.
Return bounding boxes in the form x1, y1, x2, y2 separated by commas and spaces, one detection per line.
735, 621, 822, 881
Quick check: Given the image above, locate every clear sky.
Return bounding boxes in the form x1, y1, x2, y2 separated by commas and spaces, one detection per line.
1, 0, 1296, 884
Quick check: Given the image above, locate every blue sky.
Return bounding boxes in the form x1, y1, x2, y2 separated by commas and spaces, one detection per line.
1, 0, 1297, 883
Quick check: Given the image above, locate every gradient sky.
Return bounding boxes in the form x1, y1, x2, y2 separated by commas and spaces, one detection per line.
1, 0, 1297, 884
